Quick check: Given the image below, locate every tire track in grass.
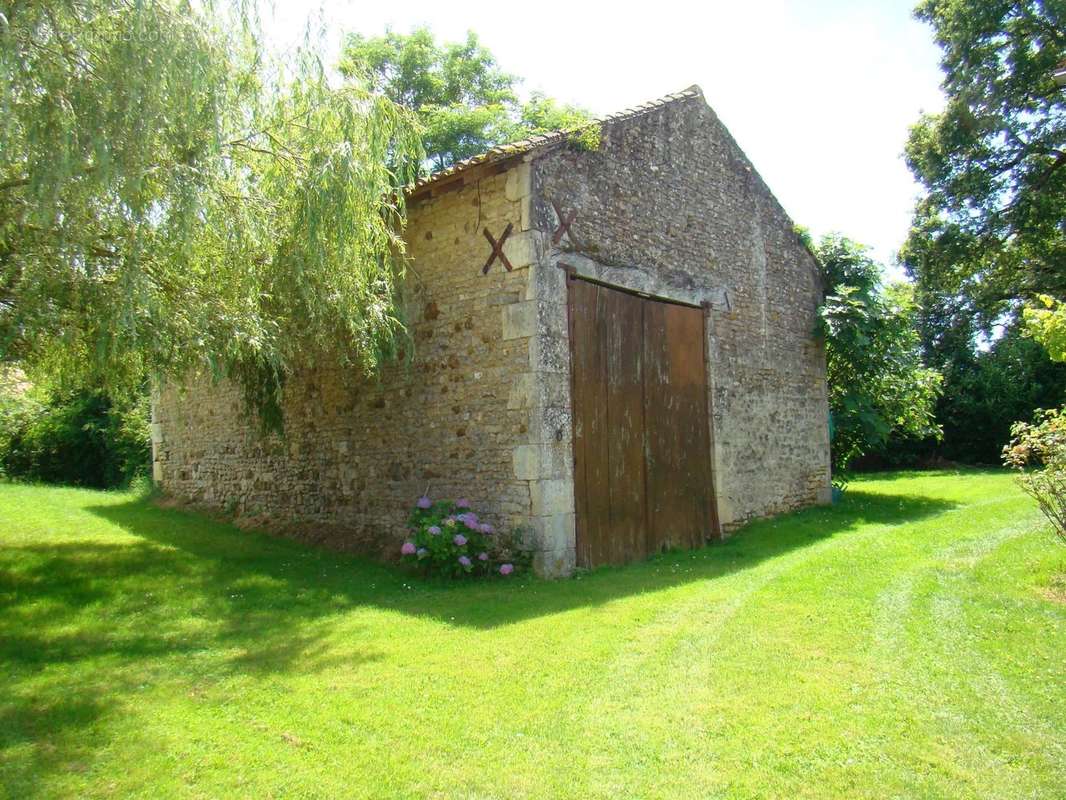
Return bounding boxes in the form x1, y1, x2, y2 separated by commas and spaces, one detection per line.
929, 526, 1065, 766
572, 546, 841, 798
570, 509, 958, 799
872, 513, 1060, 798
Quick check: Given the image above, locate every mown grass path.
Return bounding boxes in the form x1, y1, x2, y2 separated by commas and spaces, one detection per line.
0, 471, 1062, 798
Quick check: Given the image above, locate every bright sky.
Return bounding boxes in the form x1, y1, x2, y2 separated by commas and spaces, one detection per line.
264, 0, 945, 277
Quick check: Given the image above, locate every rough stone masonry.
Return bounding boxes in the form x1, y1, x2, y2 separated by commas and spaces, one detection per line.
151, 86, 832, 576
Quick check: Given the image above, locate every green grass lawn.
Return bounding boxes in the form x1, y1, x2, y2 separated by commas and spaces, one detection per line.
0, 472, 1063, 799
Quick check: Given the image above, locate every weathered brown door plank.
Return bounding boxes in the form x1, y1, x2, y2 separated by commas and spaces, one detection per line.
643, 301, 713, 553
569, 279, 610, 567
569, 276, 718, 568
587, 285, 614, 567
605, 287, 647, 565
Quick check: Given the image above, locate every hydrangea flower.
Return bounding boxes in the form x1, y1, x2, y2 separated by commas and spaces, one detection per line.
477, 552, 489, 561
479, 522, 494, 534
456, 498, 471, 509
427, 525, 441, 536
499, 563, 514, 576
444, 517, 457, 528
400, 541, 416, 555
458, 555, 472, 567
416, 495, 432, 509
416, 548, 429, 558
458, 512, 479, 529
453, 534, 467, 546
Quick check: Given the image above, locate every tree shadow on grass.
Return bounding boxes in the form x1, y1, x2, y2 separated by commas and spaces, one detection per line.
0, 533, 386, 673
85, 486, 957, 633
0, 533, 384, 796
424, 488, 961, 628
0, 483, 955, 796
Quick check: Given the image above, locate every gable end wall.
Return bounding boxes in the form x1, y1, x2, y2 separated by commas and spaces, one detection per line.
527, 93, 831, 545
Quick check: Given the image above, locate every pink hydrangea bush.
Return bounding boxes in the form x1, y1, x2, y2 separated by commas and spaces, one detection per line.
401, 495, 516, 578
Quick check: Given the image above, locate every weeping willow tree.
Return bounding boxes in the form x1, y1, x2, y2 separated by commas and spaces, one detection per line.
0, 0, 424, 425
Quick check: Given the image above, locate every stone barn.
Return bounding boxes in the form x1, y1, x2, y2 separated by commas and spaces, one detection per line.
151, 85, 832, 576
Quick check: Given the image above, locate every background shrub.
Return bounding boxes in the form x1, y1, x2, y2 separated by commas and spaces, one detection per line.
1003, 407, 1066, 543
0, 373, 150, 488
866, 328, 1066, 468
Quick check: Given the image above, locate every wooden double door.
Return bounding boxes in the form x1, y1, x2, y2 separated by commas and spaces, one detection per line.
568, 276, 720, 568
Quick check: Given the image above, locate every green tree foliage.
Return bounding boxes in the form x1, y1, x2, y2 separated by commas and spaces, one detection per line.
814, 234, 942, 475
889, 267, 1065, 464
340, 28, 593, 171
517, 91, 598, 142
898, 0, 1066, 466
887, 323, 1066, 465
0, 0, 424, 420
0, 373, 150, 488
874, 290, 1066, 467
1023, 294, 1066, 361
1004, 407, 1066, 542
902, 0, 1065, 327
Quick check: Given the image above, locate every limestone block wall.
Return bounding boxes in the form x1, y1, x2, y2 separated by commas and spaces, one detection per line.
153, 164, 555, 562
528, 91, 831, 534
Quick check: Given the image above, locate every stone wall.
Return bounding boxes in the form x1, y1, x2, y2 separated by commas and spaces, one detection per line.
528, 90, 831, 536
152, 164, 549, 560
153, 87, 831, 575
